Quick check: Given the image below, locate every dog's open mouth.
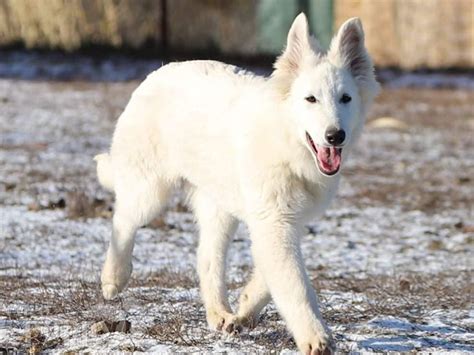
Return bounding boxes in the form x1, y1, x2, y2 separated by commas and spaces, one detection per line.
306, 132, 342, 176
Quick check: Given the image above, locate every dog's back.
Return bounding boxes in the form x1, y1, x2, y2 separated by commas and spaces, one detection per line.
97, 60, 272, 213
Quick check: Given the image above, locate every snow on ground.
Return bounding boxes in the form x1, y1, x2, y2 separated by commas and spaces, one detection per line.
0, 77, 473, 353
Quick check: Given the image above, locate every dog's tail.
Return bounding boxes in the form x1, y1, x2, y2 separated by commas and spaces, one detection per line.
94, 153, 114, 192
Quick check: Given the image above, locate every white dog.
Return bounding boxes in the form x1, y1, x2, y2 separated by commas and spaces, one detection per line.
95, 13, 379, 354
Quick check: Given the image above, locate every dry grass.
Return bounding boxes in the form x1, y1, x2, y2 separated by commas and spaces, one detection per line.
0, 267, 199, 324
314, 271, 472, 326
0, 275, 103, 322
1, 265, 471, 352
130, 269, 198, 289
0, 0, 162, 50
24, 191, 113, 219
1, 267, 470, 323
145, 305, 203, 347
335, 0, 474, 68
250, 319, 296, 351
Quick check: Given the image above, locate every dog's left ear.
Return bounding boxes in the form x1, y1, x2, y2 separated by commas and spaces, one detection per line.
273, 13, 322, 96
328, 18, 376, 89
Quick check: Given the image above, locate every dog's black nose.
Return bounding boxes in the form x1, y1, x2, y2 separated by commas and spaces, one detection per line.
325, 128, 346, 146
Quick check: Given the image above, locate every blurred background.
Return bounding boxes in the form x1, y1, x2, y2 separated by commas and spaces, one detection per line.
0, 0, 472, 80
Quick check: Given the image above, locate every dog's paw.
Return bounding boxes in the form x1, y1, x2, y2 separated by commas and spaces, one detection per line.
102, 284, 120, 300
299, 333, 335, 355
100, 261, 132, 300
207, 310, 243, 335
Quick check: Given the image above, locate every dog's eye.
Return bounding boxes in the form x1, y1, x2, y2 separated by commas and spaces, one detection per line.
340, 93, 352, 104
305, 95, 317, 103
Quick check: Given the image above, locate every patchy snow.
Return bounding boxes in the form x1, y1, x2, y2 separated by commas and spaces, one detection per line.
0, 79, 473, 353
377, 69, 474, 90
1, 50, 473, 89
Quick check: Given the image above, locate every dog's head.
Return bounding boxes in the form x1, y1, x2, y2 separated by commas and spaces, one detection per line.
272, 13, 379, 177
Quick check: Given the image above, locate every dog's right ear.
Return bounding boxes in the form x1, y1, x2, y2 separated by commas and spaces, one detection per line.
274, 13, 314, 75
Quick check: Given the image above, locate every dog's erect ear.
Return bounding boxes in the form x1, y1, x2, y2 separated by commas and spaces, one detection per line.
274, 13, 314, 75
328, 18, 374, 86
272, 13, 322, 96
328, 18, 380, 105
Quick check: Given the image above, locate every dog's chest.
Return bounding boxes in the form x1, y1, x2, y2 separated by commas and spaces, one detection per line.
297, 177, 340, 222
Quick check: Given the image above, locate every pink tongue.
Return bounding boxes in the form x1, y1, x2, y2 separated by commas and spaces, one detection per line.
317, 146, 341, 172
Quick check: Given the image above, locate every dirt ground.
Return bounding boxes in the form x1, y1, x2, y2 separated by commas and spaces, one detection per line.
0, 77, 473, 353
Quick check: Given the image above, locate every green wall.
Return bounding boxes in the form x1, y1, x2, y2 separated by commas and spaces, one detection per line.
257, 0, 334, 54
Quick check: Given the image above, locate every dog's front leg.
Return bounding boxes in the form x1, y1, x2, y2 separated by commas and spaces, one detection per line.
249, 218, 335, 354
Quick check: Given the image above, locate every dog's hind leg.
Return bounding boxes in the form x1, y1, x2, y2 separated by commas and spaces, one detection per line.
101, 175, 171, 300
192, 191, 239, 334
236, 268, 270, 328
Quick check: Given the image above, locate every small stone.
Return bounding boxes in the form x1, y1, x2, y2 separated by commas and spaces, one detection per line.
5, 182, 16, 191
315, 264, 325, 271
113, 320, 131, 333
462, 225, 474, 233
399, 279, 411, 291
148, 216, 168, 229
427, 240, 444, 251
48, 198, 66, 209
66, 191, 91, 218
91, 320, 131, 334
27, 202, 41, 211
174, 202, 189, 213
91, 321, 112, 335
367, 117, 409, 131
